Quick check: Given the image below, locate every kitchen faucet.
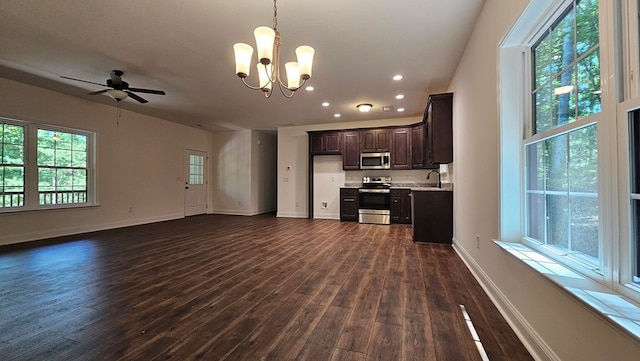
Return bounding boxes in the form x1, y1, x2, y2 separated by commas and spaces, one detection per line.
427, 169, 441, 188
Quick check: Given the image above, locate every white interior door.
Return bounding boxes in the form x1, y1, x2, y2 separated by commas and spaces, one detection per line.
185, 150, 207, 216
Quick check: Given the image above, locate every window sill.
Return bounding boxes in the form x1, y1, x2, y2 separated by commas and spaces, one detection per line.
0, 203, 99, 214
494, 241, 640, 344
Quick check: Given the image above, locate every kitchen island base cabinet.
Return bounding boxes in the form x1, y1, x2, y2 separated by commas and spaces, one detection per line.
412, 190, 453, 244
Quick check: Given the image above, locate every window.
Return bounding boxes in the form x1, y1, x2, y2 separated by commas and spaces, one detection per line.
37, 129, 88, 205
500, 0, 640, 332
630, 110, 640, 282
525, 0, 602, 269
0, 123, 25, 207
532, 0, 601, 134
525, 126, 599, 265
0, 118, 95, 212
189, 154, 204, 185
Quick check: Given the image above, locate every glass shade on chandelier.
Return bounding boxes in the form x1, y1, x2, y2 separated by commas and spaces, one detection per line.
233, 0, 315, 98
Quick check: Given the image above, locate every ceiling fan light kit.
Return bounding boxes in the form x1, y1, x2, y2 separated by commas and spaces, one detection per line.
357, 103, 373, 113
233, 0, 315, 98
107, 89, 128, 102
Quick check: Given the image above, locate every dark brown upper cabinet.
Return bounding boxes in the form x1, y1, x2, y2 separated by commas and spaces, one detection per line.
390, 127, 411, 170
425, 93, 453, 165
342, 131, 360, 170
360, 129, 390, 153
309, 131, 342, 155
410, 123, 429, 169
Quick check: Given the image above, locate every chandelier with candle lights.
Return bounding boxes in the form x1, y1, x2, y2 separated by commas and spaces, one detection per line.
233, 0, 315, 98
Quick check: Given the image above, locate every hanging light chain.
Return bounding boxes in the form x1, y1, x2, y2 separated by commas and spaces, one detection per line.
272, 0, 278, 31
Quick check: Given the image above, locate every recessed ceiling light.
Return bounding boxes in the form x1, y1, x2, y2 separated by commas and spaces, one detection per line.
397, 108, 405, 112
306, 86, 314, 91
393, 74, 403, 81
334, 113, 341, 118
322, 102, 330, 107
395, 94, 404, 100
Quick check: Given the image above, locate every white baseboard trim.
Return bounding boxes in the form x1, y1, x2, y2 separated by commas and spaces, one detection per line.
276, 211, 308, 218
0, 213, 185, 246
452, 238, 559, 361
208, 209, 265, 216
312, 213, 340, 220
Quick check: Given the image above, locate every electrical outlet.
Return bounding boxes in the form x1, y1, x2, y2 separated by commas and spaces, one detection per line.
322, 201, 328, 208
476, 234, 480, 249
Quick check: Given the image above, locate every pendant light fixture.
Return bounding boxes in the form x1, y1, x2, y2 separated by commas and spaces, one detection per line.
233, 0, 315, 98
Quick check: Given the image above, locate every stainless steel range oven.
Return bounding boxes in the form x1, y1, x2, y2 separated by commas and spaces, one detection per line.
359, 176, 391, 224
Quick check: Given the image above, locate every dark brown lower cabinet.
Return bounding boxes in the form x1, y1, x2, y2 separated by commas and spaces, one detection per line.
390, 189, 412, 224
340, 188, 359, 222
412, 190, 453, 243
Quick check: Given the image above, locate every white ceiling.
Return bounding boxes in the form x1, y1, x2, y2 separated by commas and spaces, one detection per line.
0, 0, 485, 132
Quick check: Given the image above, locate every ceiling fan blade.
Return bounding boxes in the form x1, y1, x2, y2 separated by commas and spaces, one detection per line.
87, 89, 108, 95
125, 91, 148, 103
60, 75, 105, 87
127, 87, 166, 95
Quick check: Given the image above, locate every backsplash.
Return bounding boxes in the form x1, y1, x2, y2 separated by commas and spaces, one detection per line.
343, 163, 453, 188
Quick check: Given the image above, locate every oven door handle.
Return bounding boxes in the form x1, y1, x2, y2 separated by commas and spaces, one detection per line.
358, 189, 390, 193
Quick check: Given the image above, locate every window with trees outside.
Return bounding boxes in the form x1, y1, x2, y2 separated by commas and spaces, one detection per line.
37, 129, 89, 205
525, 0, 601, 269
0, 123, 25, 207
0, 118, 95, 211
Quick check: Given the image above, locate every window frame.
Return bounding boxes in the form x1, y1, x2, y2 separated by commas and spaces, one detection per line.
502, 0, 640, 304
0, 117, 97, 213
0, 120, 26, 208
521, 0, 607, 283
614, 0, 640, 303
615, 97, 640, 301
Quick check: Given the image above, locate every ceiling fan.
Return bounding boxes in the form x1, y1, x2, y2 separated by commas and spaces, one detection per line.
60, 70, 166, 103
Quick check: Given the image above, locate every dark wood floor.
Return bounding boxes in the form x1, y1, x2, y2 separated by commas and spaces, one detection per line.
0, 214, 533, 361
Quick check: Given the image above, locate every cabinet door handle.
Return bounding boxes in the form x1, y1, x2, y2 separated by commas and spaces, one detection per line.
344, 198, 355, 202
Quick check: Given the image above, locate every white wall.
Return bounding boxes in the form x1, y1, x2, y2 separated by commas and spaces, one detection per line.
211, 129, 276, 215
0, 77, 214, 245
313, 155, 344, 219
277, 116, 423, 218
449, 0, 640, 360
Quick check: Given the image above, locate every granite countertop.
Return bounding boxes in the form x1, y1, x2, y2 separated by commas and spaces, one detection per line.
410, 186, 453, 192
408, 183, 454, 191
342, 182, 453, 191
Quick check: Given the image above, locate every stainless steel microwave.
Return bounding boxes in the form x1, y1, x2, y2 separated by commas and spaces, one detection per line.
360, 152, 390, 170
